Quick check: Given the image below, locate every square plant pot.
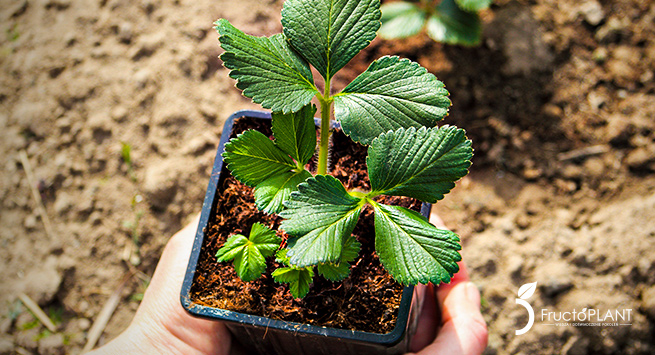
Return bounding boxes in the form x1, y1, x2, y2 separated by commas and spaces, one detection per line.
181, 109, 433, 355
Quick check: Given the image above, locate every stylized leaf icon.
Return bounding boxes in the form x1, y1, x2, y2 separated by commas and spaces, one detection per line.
518, 282, 537, 300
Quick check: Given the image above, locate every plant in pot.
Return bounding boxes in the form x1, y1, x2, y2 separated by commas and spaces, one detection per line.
180, 0, 473, 354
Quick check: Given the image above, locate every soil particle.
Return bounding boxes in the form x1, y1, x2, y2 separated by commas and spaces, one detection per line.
143, 159, 180, 209
490, 4, 554, 75
625, 147, 655, 172
18, 257, 63, 306
38, 333, 66, 355
53, 191, 72, 215
578, 0, 605, 26
641, 286, 655, 319
15, 328, 40, 351
0, 335, 13, 354
23, 214, 38, 230
607, 114, 636, 147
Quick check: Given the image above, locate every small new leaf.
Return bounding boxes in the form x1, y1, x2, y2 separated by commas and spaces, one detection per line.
271, 104, 317, 167
379, 2, 426, 39
427, 0, 482, 46
272, 266, 314, 299
317, 236, 361, 281
215, 19, 319, 113
254, 170, 312, 214
223, 129, 296, 187
367, 126, 472, 203
215, 223, 281, 282
281, 0, 381, 79
334, 56, 451, 145
280, 175, 363, 267
373, 203, 461, 285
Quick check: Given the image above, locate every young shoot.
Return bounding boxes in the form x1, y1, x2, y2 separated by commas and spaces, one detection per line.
214, 0, 473, 298
215, 223, 281, 282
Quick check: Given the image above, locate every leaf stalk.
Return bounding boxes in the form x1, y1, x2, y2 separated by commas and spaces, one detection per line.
317, 77, 333, 175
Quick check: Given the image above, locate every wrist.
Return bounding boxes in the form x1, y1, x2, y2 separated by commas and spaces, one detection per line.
85, 324, 154, 355
87, 322, 191, 354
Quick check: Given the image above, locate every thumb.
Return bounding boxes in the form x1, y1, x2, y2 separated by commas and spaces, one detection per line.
417, 281, 487, 355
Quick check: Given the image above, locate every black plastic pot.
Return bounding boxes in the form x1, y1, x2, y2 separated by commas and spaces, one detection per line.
181, 110, 432, 355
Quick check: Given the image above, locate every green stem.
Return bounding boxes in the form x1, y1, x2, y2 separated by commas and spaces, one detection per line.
317, 77, 332, 175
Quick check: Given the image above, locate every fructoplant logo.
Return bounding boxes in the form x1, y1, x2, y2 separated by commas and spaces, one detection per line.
515, 282, 537, 335
514, 281, 633, 335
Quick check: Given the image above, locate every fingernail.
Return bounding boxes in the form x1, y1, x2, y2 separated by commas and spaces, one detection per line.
466, 282, 481, 306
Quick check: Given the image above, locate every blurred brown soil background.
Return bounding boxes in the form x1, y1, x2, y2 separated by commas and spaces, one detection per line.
0, 0, 654, 354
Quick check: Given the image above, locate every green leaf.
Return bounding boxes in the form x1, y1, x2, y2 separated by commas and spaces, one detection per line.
247, 223, 282, 257
379, 2, 426, 39
455, 0, 492, 12
334, 56, 451, 145
281, 0, 381, 79
223, 129, 296, 187
254, 170, 312, 214
373, 203, 461, 285
338, 235, 360, 263
271, 104, 317, 166
367, 126, 472, 203
427, 0, 481, 46
275, 248, 291, 265
317, 262, 350, 282
317, 236, 360, 281
215, 19, 319, 113
215, 223, 282, 282
272, 266, 314, 299
215, 234, 249, 262
280, 175, 363, 267
233, 244, 267, 282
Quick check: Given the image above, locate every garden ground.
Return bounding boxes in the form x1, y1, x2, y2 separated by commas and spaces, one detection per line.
0, 0, 654, 353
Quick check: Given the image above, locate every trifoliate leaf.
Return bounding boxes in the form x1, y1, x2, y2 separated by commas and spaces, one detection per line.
379, 2, 426, 39
455, 0, 492, 13
317, 236, 360, 281
215, 223, 282, 282
367, 126, 472, 203
271, 104, 317, 166
247, 223, 282, 257
334, 56, 451, 145
223, 130, 296, 187
280, 175, 363, 267
254, 170, 312, 214
427, 0, 481, 46
373, 203, 461, 285
215, 234, 249, 262
215, 19, 319, 113
272, 266, 314, 299
281, 0, 381, 79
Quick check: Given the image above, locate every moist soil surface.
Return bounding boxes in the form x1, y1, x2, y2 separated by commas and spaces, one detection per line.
189, 116, 420, 333
1, 0, 655, 354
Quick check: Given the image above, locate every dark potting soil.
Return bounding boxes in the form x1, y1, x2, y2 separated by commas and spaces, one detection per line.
189, 115, 422, 334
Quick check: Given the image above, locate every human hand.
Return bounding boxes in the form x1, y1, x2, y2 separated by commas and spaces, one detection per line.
90, 213, 486, 355
407, 213, 488, 355
87, 215, 232, 355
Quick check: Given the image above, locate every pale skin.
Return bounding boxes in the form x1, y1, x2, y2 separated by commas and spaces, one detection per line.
89, 213, 487, 355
